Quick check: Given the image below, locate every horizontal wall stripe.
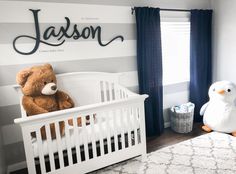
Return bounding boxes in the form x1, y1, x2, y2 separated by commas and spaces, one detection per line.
2, 124, 22, 146
0, 75, 189, 108
127, 86, 139, 94
0, 82, 189, 145
0, 23, 136, 44
0, 85, 20, 107
1, 84, 188, 146
0, 70, 139, 107
163, 90, 189, 109
0, 40, 136, 66
4, 141, 25, 165
0, 56, 137, 86
163, 81, 189, 94
127, 82, 189, 97
0, 2, 135, 24
119, 71, 138, 89
0, 83, 189, 129
0, 105, 21, 126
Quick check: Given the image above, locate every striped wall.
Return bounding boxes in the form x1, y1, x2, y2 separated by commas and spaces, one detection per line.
0, 0, 212, 171
0, 1, 138, 167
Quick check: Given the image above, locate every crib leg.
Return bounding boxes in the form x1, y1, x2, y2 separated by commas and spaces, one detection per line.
141, 143, 147, 161
22, 128, 37, 174
139, 105, 147, 162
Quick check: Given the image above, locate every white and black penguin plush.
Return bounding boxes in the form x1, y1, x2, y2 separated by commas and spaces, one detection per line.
200, 81, 236, 136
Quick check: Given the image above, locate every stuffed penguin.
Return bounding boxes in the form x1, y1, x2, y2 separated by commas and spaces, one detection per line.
200, 81, 236, 136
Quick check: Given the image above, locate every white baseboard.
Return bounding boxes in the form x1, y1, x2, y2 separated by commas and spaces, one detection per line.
7, 161, 27, 174
164, 122, 170, 128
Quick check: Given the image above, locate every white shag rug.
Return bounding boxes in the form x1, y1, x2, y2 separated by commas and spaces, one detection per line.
93, 132, 236, 174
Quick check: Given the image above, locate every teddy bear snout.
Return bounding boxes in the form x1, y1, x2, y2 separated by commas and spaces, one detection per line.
41, 82, 58, 95
51, 85, 57, 91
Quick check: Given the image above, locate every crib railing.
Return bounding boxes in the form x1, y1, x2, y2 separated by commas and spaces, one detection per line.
15, 95, 148, 174
99, 81, 135, 102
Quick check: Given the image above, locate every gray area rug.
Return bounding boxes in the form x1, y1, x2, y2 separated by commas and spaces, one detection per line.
93, 132, 236, 174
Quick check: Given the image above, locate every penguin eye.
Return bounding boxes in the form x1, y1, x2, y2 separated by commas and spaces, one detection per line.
227, 89, 231, 92
44, 81, 47, 85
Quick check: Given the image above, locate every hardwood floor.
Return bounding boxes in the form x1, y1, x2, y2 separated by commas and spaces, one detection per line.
11, 123, 206, 174
147, 122, 206, 153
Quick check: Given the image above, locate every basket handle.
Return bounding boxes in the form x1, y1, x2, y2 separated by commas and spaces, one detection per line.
172, 106, 177, 113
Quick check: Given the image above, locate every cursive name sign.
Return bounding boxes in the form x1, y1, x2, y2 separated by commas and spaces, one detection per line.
13, 9, 124, 55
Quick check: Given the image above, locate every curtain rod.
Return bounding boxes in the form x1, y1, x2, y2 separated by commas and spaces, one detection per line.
131, 7, 190, 14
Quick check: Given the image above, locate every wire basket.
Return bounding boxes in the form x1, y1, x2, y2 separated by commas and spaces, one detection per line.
170, 103, 195, 133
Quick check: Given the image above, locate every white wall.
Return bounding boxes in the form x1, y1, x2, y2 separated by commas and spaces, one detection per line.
211, 0, 236, 83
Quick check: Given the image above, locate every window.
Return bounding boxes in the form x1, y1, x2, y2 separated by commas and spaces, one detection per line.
161, 21, 190, 85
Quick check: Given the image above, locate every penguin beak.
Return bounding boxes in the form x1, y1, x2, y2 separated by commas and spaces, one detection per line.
216, 90, 225, 95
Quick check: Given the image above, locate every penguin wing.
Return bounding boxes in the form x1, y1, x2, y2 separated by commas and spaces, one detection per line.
200, 102, 209, 116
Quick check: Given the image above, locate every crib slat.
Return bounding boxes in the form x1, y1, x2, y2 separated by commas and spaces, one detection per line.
97, 113, 105, 156
120, 89, 123, 99
55, 121, 65, 169
119, 109, 125, 149
108, 82, 113, 101
138, 108, 142, 143
102, 81, 108, 102
122, 91, 126, 99
89, 114, 97, 158
36, 129, 46, 173
130, 107, 136, 145
139, 105, 147, 156
45, 124, 55, 171
114, 84, 119, 100
65, 120, 73, 166
105, 111, 112, 153
22, 128, 37, 174
73, 117, 81, 163
105, 81, 109, 101
81, 115, 89, 161
111, 83, 115, 100
101, 81, 105, 102
126, 108, 132, 147
112, 110, 119, 151
133, 108, 139, 145
100, 81, 104, 102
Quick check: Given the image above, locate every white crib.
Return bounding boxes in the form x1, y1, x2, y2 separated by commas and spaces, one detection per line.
14, 72, 148, 174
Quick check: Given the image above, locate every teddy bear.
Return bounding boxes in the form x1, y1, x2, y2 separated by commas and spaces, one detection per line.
16, 64, 75, 140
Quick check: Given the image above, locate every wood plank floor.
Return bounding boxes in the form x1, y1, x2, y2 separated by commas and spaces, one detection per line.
11, 123, 205, 174
147, 122, 206, 153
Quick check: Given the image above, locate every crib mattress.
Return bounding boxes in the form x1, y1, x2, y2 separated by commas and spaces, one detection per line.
32, 117, 137, 157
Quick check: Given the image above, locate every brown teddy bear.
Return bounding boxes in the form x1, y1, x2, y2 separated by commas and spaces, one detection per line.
16, 64, 75, 140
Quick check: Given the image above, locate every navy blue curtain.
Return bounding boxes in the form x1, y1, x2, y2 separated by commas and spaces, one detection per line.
135, 7, 164, 137
190, 10, 213, 122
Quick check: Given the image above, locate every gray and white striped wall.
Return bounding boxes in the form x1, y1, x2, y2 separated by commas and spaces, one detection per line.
0, 0, 211, 172
0, 1, 138, 169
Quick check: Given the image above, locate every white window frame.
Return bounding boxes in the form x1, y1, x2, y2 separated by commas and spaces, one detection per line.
160, 11, 190, 90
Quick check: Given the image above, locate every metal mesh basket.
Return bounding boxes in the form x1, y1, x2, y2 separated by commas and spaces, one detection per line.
170, 103, 195, 133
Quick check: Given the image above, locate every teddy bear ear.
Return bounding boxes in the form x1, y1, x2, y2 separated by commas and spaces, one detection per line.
44, 64, 53, 70
16, 69, 32, 86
